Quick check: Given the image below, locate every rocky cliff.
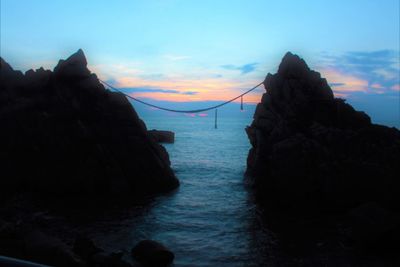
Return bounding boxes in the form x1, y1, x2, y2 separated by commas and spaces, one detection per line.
0, 49, 179, 199
246, 52, 400, 248
246, 52, 400, 255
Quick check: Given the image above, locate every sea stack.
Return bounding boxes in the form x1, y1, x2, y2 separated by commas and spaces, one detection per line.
0, 49, 179, 199
246, 52, 400, 246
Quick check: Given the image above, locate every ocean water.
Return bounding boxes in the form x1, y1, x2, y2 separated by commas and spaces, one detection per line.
66, 102, 397, 267
72, 111, 277, 266
127, 113, 273, 266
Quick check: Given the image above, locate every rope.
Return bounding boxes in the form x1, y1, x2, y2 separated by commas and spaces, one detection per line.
99, 79, 263, 113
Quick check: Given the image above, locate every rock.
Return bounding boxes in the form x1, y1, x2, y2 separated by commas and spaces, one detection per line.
73, 236, 103, 262
131, 240, 174, 267
54, 49, 91, 80
148, 130, 175, 143
346, 202, 400, 250
24, 230, 82, 267
92, 251, 133, 267
0, 219, 23, 259
246, 52, 400, 236
0, 49, 179, 199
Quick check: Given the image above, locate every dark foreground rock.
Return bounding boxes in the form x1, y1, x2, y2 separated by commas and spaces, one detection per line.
246, 52, 400, 252
131, 240, 174, 267
0, 49, 179, 200
0, 220, 133, 267
73, 236, 132, 267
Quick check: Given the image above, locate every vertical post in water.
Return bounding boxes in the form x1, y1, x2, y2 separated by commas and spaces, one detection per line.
214, 109, 218, 129
240, 96, 243, 110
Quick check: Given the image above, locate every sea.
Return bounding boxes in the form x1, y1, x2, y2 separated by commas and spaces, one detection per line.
126, 112, 273, 267
65, 99, 398, 266
82, 106, 275, 267
134, 113, 272, 266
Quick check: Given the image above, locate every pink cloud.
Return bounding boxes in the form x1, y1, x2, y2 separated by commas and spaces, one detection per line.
321, 68, 368, 96
370, 83, 384, 89
91, 62, 263, 103
391, 84, 400, 91
334, 92, 349, 98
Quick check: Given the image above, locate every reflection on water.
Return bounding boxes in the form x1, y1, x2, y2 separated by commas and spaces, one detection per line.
80, 115, 276, 266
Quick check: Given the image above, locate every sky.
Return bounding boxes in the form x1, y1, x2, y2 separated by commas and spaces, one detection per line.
1, 0, 399, 126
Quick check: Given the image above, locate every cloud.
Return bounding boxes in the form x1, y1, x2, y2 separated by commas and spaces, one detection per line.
370, 83, 384, 89
120, 87, 198, 95
163, 54, 190, 61
321, 68, 368, 95
221, 62, 258, 74
318, 50, 399, 128
329, 82, 346, 87
319, 50, 400, 95
92, 60, 263, 103
373, 68, 398, 81
326, 50, 398, 78
391, 84, 400, 91
139, 73, 165, 80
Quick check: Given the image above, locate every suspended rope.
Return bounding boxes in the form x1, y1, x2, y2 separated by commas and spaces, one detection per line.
99, 79, 263, 114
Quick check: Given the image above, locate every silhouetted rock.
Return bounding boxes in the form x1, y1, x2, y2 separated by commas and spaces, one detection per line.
54, 49, 91, 80
346, 202, 400, 250
74, 236, 132, 267
0, 49, 179, 200
131, 240, 174, 267
0, 222, 82, 267
73, 236, 103, 262
148, 130, 175, 143
0, 222, 134, 267
246, 52, 400, 247
24, 230, 82, 267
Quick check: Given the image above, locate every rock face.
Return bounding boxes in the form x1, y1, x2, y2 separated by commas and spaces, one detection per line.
131, 240, 174, 267
0, 49, 179, 199
246, 52, 400, 216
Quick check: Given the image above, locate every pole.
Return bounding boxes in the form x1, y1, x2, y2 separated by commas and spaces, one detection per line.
214, 109, 218, 129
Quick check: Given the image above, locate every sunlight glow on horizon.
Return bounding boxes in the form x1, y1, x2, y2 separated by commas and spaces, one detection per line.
1, 0, 399, 126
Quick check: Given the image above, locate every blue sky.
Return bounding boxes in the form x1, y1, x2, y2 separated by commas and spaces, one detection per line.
1, 0, 399, 126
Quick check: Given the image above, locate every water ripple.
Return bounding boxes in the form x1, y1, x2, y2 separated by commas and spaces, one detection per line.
85, 116, 274, 266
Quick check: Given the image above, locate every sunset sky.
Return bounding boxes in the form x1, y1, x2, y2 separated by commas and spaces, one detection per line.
1, 0, 399, 126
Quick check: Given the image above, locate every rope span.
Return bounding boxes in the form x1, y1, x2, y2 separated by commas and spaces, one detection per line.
99, 79, 264, 113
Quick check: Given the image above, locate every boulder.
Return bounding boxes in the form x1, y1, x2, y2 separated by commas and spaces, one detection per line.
91, 252, 132, 267
0, 49, 179, 200
74, 237, 132, 267
73, 236, 103, 262
23, 230, 82, 267
131, 240, 174, 267
148, 130, 175, 143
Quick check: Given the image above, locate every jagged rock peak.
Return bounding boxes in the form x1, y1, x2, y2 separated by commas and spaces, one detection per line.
0, 57, 14, 72
63, 48, 87, 66
263, 52, 334, 104
277, 51, 311, 79
54, 49, 90, 79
